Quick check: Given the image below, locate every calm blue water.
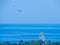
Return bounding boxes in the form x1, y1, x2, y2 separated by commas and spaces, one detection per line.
0, 24, 60, 43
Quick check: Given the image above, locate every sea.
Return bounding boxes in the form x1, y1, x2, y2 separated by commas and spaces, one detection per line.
0, 24, 60, 43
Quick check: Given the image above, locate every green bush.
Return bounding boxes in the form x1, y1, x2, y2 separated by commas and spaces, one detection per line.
0, 40, 60, 45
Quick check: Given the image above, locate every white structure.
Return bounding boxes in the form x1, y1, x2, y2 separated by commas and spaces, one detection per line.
40, 32, 45, 41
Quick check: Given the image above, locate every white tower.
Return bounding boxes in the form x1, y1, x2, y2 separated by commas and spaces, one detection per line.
40, 32, 45, 41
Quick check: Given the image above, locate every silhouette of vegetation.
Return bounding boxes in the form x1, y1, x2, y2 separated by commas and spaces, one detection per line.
0, 40, 60, 45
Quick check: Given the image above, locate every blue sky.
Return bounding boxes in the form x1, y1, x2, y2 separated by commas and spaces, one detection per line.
0, 0, 60, 24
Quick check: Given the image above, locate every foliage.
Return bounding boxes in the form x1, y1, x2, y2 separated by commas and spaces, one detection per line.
0, 40, 60, 45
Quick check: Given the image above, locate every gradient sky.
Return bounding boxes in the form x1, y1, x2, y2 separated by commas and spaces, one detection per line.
0, 0, 60, 24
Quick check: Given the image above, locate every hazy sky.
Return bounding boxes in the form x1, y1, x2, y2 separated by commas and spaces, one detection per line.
0, 0, 60, 24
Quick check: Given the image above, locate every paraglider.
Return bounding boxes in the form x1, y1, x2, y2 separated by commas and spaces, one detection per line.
18, 9, 21, 13
17, 9, 22, 15
12, 0, 22, 15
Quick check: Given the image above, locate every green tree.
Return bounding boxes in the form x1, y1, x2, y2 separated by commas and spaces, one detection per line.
24, 42, 30, 45
2, 41, 11, 45
30, 40, 37, 45
0, 43, 2, 45
12, 43, 17, 45
18, 40, 24, 45
56, 43, 58, 45
46, 41, 51, 45
58, 42, 60, 45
